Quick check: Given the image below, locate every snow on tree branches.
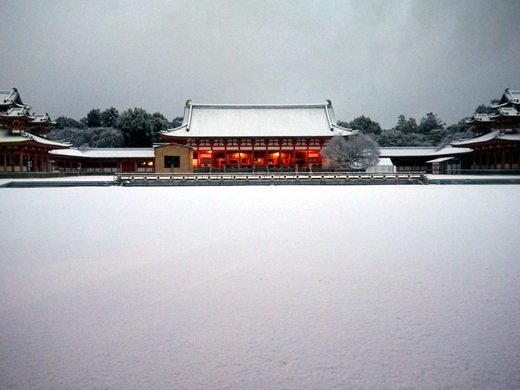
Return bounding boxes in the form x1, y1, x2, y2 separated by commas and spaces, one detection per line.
320, 134, 380, 170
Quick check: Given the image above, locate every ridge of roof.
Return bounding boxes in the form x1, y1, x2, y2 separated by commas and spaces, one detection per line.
186, 103, 331, 108
0, 88, 20, 104
452, 129, 501, 146
492, 88, 520, 108
0, 129, 70, 147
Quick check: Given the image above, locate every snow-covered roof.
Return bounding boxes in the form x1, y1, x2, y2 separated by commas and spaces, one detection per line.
30, 113, 56, 124
376, 158, 393, 166
452, 130, 500, 146
161, 103, 356, 138
492, 106, 520, 118
426, 156, 455, 163
380, 147, 438, 157
451, 130, 520, 146
0, 129, 70, 148
380, 146, 472, 158
497, 133, 520, 141
466, 113, 494, 124
493, 88, 520, 108
0, 88, 25, 109
0, 106, 31, 118
428, 145, 473, 156
50, 148, 155, 158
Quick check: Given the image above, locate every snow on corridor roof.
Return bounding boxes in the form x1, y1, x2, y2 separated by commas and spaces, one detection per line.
50, 148, 155, 158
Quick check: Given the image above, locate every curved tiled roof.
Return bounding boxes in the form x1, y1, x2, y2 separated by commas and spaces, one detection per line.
493, 88, 520, 108
0, 129, 70, 148
466, 113, 494, 124
451, 129, 520, 146
161, 103, 356, 138
0, 88, 25, 109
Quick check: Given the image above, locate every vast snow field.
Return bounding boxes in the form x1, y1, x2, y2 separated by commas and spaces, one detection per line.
1, 185, 519, 389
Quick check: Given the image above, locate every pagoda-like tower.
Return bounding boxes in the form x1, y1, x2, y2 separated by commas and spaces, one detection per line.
0, 88, 69, 173
454, 89, 520, 171
490, 88, 520, 133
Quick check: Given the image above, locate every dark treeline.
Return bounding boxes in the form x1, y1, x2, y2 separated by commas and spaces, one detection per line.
338, 101, 499, 148
49, 107, 183, 148
50, 101, 498, 148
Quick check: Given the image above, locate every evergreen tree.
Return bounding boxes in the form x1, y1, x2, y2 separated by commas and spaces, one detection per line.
85, 109, 102, 128
150, 112, 171, 142
395, 115, 418, 134
348, 116, 382, 135
54, 116, 86, 130
48, 127, 125, 148
117, 108, 154, 147
171, 116, 184, 128
100, 107, 119, 127
418, 112, 444, 134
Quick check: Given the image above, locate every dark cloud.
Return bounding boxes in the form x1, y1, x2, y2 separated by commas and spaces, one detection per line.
1, 0, 519, 128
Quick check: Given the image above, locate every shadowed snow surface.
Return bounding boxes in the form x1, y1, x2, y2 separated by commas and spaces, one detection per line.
0, 186, 519, 389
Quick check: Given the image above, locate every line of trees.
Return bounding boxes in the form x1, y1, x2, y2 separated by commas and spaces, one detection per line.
50, 101, 496, 149
49, 107, 183, 148
338, 101, 498, 148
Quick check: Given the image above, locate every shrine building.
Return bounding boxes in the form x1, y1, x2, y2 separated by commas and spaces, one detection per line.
452, 89, 520, 170
160, 102, 356, 169
0, 88, 70, 172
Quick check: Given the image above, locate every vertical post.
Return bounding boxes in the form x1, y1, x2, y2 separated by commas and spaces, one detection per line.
265, 138, 269, 171
209, 140, 214, 170
306, 139, 310, 169
224, 139, 228, 171
278, 139, 282, 168
238, 139, 242, 168
251, 139, 256, 171
318, 139, 325, 168
196, 140, 200, 169
292, 139, 296, 169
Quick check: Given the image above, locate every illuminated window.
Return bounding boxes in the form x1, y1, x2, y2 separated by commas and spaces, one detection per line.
164, 156, 180, 168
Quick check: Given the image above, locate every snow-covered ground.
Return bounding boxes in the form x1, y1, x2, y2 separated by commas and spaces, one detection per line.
0, 175, 114, 186
1, 186, 519, 389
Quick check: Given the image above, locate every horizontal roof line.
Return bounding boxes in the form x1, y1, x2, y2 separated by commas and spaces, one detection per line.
188, 103, 330, 108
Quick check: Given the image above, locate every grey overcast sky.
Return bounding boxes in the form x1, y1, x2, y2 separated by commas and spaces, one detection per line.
1, 0, 519, 128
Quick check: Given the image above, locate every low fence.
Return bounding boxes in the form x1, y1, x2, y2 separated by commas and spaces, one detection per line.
114, 171, 428, 186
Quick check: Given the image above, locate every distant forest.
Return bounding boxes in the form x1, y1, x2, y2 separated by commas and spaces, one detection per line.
49, 107, 183, 148
49, 102, 498, 148
337, 100, 498, 148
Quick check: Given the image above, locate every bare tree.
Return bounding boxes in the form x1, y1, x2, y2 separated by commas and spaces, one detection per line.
321, 134, 379, 170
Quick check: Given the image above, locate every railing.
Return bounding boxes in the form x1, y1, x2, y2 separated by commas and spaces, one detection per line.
114, 171, 427, 185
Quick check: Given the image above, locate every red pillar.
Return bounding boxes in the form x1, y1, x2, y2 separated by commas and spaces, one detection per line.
209, 140, 214, 168
278, 139, 282, 167
264, 138, 269, 169
196, 140, 200, 168
238, 139, 242, 168
251, 139, 256, 168
306, 139, 310, 169
292, 139, 297, 168
224, 140, 228, 168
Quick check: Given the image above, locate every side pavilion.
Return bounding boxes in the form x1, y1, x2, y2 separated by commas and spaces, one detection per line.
160, 102, 356, 170
0, 88, 70, 172
451, 88, 520, 171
